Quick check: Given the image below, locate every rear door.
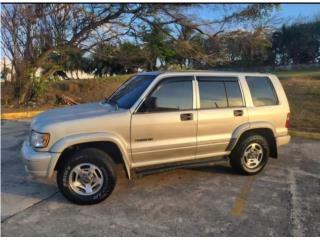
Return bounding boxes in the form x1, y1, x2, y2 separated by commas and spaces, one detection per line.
196, 76, 248, 159
130, 76, 197, 167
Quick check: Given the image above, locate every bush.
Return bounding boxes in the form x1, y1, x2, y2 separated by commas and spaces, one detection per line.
31, 78, 48, 100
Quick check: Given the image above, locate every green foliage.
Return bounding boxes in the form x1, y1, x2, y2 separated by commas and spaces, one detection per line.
271, 20, 320, 65
117, 42, 147, 71
90, 42, 123, 76
223, 28, 272, 67
41, 18, 320, 75
31, 78, 48, 99
1, 3, 280, 104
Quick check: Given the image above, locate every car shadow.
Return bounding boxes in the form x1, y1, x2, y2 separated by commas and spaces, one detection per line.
187, 164, 239, 175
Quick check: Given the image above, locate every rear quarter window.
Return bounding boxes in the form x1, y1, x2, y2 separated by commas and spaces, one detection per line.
246, 76, 279, 107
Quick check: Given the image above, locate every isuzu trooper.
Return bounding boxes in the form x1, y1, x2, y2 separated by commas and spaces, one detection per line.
21, 71, 291, 204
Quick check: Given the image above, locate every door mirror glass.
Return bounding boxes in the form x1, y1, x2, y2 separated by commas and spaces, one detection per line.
141, 96, 157, 112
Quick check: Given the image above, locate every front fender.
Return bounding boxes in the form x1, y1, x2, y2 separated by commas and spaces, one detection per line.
47, 132, 131, 179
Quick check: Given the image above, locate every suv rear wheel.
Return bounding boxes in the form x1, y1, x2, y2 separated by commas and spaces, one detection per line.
230, 134, 270, 175
57, 148, 116, 205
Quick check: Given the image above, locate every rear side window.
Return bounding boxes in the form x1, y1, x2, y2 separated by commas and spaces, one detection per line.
198, 76, 244, 109
246, 76, 278, 106
198, 81, 227, 108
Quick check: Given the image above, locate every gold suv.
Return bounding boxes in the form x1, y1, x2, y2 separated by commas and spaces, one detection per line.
21, 71, 291, 204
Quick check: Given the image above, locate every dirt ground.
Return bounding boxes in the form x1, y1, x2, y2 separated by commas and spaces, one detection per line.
1, 120, 320, 236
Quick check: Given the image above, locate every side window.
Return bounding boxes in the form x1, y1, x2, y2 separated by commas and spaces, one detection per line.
197, 76, 244, 109
198, 81, 227, 108
140, 77, 193, 112
246, 76, 278, 106
225, 81, 244, 107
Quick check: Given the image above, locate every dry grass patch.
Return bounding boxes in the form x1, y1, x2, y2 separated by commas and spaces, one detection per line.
279, 76, 320, 133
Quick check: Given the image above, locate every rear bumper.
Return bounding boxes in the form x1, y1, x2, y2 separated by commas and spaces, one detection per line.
276, 135, 291, 147
21, 140, 56, 178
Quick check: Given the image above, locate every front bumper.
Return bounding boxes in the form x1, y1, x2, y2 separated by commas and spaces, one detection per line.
21, 140, 55, 178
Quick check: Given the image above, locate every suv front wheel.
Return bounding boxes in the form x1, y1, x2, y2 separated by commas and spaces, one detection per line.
230, 134, 270, 175
57, 148, 117, 205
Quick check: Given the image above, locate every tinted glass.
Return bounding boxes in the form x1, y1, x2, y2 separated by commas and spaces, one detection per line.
198, 81, 227, 108
108, 75, 156, 109
225, 81, 244, 107
144, 77, 193, 112
246, 76, 278, 106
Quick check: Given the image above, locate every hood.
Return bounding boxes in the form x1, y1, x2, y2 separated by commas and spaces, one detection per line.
31, 101, 117, 132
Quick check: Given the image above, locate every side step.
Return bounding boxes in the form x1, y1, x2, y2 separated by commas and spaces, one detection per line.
134, 156, 229, 179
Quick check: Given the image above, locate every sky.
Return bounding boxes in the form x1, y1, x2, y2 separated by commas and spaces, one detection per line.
1, 3, 320, 61
280, 4, 320, 20
183, 3, 320, 35
197, 3, 320, 25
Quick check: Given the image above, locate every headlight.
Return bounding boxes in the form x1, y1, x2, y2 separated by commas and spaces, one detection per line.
30, 130, 50, 148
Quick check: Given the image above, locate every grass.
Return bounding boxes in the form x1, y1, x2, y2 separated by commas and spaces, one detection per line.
1, 74, 132, 113
275, 70, 320, 134
273, 69, 320, 80
48, 74, 132, 104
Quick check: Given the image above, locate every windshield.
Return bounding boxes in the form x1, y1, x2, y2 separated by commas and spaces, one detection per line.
106, 75, 156, 109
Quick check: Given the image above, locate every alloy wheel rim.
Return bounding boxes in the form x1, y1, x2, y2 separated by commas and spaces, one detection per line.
68, 163, 104, 196
243, 143, 264, 169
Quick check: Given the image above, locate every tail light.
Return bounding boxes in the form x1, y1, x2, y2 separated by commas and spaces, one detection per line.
285, 113, 290, 128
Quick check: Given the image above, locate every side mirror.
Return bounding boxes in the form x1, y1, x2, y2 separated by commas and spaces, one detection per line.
140, 97, 156, 112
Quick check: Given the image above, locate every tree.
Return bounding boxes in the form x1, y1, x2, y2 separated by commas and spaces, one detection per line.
90, 42, 122, 76
1, 4, 190, 102
141, 22, 176, 70
117, 42, 147, 72
271, 19, 320, 65
1, 4, 137, 101
1, 3, 278, 103
223, 28, 272, 67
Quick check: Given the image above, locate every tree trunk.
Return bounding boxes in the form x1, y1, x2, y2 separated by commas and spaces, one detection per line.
14, 62, 34, 104
10, 64, 15, 82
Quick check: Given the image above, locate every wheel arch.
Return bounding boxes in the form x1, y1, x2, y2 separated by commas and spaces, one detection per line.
47, 133, 132, 179
227, 122, 278, 158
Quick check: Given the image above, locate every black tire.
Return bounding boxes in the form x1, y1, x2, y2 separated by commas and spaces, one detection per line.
229, 134, 270, 175
57, 148, 117, 205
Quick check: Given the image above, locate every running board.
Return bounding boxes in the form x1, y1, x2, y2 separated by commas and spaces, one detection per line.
133, 156, 229, 179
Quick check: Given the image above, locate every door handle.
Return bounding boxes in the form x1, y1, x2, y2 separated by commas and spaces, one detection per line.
234, 110, 243, 117
180, 113, 193, 121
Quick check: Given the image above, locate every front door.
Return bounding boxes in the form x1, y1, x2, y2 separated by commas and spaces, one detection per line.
131, 76, 197, 167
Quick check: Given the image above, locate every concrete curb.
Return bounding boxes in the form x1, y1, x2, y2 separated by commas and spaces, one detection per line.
289, 130, 320, 140
1, 110, 43, 120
